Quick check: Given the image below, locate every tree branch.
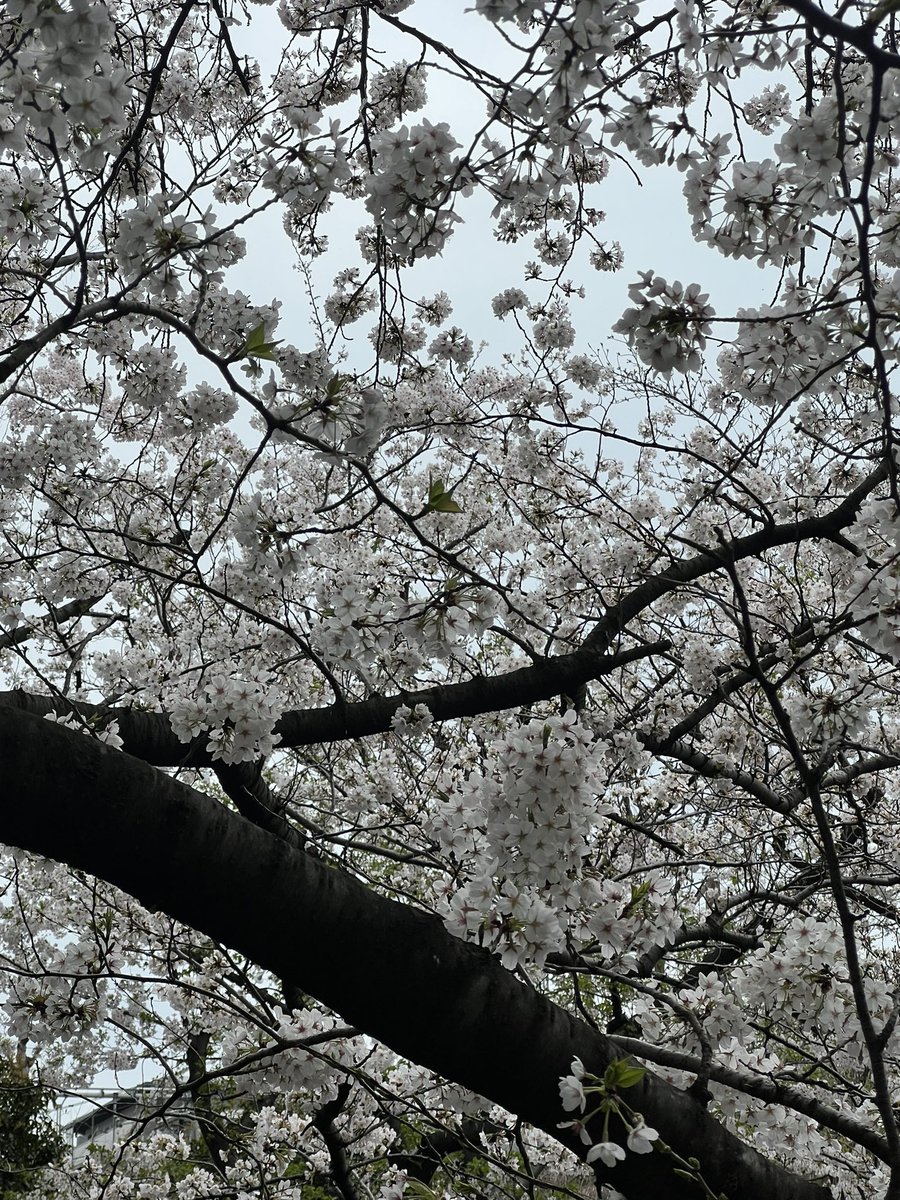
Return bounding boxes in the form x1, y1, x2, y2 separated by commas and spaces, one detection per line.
609, 1035, 890, 1162
0, 706, 831, 1200
2, 459, 884, 768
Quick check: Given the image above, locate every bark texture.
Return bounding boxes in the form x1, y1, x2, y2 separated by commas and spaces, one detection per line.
0, 705, 832, 1200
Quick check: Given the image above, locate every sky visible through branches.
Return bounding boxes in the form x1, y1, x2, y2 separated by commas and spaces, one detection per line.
5, 2, 900, 1199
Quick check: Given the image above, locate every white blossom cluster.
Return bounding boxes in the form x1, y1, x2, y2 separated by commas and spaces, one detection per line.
582, 872, 681, 963
729, 918, 874, 1052
193, 288, 281, 361
565, 354, 604, 389
3, 970, 107, 1045
43, 710, 124, 749
261, 106, 351, 212
491, 288, 530, 318
844, 498, 900, 663
715, 282, 852, 408
532, 303, 577, 352
875, 269, 900, 345
323, 266, 378, 326
2, 917, 121, 1044
367, 61, 428, 130
165, 384, 240, 435
1, 0, 133, 162
428, 326, 474, 366
365, 120, 470, 259
237, 1005, 358, 1098
684, 94, 850, 269
314, 581, 494, 682
433, 712, 615, 969
613, 272, 714, 374
120, 344, 187, 411
391, 703, 434, 737
558, 1056, 659, 1169
371, 320, 427, 364
314, 580, 395, 677
0, 167, 58, 251
114, 194, 246, 299
589, 240, 624, 272
744, 84, 792, 134
274, 379, 390, 458
784, 677, 874, 748
168, 672, 282, 763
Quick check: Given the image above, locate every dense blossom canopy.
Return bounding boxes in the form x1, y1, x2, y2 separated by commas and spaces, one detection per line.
3, 0, 900, 1198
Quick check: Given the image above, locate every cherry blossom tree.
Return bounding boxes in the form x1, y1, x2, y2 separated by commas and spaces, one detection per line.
3, 0, 900, 1197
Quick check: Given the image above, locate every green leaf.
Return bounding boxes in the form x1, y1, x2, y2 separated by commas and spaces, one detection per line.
242, 322, 282, 362
425, 479, 463, 514
603, 1059, 646, 1090
404, 1183, 437, 1200
434, 496, 462, 513
623, 879, 652, 915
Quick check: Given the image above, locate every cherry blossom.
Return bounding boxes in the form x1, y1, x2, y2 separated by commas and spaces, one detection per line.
587, 1141, 626, 1167
3, 2, 900, 1199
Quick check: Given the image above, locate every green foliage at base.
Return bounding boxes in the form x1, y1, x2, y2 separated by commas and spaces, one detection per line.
0, 1055, 64, 1198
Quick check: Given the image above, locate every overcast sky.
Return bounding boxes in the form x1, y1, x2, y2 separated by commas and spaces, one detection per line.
227, 1, 776, 377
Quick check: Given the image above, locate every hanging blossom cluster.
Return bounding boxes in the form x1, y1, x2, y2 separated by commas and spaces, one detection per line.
119, 344, 187, 411
365, 120, 473, 259
1, 0, 133, 163
618, 920, 888, 1167
558, 1057, 659, 1171
391, 703, 434, 737
0, 166, 59, 251
843, 497, 900, 663
784, 678, 874, 750
367, 61, 428, 130
114, 194, 247, 300
617, 915, 885, 1071
744, 84, 792, 135
613, 272, 714, 374
260, 105, 351, 214
431, 713, 680, 971
168, 672, 282, 763
729, 918, 886, 1064
683, 87, 861, 270
683, 138, 812, 267
713, 275, 854, 409
432, 712, 606, 968
477, 0, 637, 150
3, 919, 121, 1044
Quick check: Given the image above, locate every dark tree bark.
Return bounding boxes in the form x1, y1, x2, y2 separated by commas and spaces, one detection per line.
0, 705, 832, 1200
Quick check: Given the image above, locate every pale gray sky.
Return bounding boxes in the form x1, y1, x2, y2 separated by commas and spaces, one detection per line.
228, 0, 775, 377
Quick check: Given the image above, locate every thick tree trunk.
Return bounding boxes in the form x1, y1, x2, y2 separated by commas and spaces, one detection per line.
0, 705, 832, 1200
